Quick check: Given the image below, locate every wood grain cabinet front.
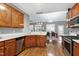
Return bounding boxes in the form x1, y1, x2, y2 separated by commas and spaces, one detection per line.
73, 41, 79, 56
24, 35, 46, 48
12, 8, 19, 28
12, 8, 24, 28
25, 36, 31, 48
36, 35, 46, 47
67, 8, 72, 19
72, 3, 79, 17
0, 3, 12, 27
0, 41, 4, 56
30, 36, 36, 47
0, 3, 24, 28
4, 39, 16, 56
18, 12, 24, 28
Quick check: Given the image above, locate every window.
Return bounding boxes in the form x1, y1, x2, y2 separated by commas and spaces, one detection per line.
46, 24, 55, 32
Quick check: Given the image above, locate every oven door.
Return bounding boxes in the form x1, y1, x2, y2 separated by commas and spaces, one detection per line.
64, 38, 72, 56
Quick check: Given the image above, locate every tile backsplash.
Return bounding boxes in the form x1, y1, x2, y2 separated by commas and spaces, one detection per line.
0, 28, 23, 34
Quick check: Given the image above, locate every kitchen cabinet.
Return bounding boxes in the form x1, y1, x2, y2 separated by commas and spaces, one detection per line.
73, 41, 79, 56
72, 4, 79, 17
30, 35, 36, 47
67, 8, 72, 19
37, 35, 46, 47
12, 8, 19, 28
4, 39, 16, 56
0, 3, 24, 28
25, 36, 31, 48
12, 8, 24, 28
0, 41, 4, 56
24, 35, 46, 48
0, 3, 12, 27
25, 36, 36, 47
18, 12, 24, 28
66, 3, 79, 28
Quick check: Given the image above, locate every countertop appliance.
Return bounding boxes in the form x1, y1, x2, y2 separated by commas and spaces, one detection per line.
71, 16, 79, 27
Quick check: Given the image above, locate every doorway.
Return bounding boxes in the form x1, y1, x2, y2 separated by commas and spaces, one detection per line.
46, 24, 55, 43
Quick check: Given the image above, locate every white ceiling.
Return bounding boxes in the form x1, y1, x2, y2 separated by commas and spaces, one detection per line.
12, 3, 74, 15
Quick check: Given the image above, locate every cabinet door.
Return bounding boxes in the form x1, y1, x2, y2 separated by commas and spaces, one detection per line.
72, 4, 79, 17
18, 12, 24, 28
5, 44, 16, 56
4, 39, 16, 56
0, 47, 4, 56
0, 3, 11, 27
30, 36, 36, 47
37, 36, 46, 47
25, 36, 31, 48
67, 10, 72, 19
12, 8, 19, 28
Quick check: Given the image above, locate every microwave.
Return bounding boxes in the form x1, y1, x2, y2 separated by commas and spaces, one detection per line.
71, 16, 79, 25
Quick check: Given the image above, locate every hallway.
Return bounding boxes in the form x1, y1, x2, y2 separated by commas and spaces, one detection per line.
18, 38, 64, 56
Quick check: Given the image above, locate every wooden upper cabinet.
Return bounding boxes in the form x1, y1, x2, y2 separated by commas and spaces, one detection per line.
12, 8, 24, 28
0, 3, 12, 27
0, 3, 24, 28
18, 12, 24, 28
12, 8, 19, 28
67, 8, 72, 19
72, 3, 79, 17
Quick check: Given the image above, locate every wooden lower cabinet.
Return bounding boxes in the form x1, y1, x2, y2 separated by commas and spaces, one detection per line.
30, 36, 36, 47
5, 44, 16, 56
4, 39, 16, 56
25, 36, 31, 48
37, 35, 46, 47
25, 35, 46, 48
0, 47, 4, 56
73, 41, 79, 56
0, 41, 5, 56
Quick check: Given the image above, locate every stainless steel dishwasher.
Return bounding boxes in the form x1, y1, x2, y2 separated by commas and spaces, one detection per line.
16, 37, 25, 55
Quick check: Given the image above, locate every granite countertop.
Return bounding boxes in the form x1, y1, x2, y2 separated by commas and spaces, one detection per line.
0, 32, 46, 42
73, 39, 79, 43
63, 35, 79, 43
0, 32, 26, 41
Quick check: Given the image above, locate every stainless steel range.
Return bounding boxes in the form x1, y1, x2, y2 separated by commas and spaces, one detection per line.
64, 37, 73, 56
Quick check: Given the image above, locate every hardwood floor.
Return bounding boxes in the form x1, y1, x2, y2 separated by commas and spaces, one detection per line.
18, 37, 64, 56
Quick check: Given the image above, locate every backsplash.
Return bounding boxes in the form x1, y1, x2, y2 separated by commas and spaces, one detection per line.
0, 28, 23, 34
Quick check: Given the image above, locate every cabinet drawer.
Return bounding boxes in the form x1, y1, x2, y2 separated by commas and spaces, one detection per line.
5, 39, 16, 45
0, 41, 4, 47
